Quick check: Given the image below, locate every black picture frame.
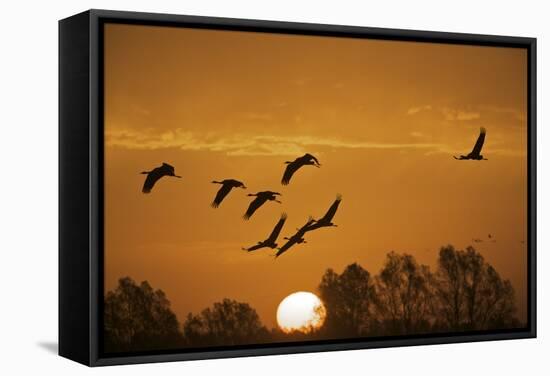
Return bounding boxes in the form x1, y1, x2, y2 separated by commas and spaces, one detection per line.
59, 9, 537, 367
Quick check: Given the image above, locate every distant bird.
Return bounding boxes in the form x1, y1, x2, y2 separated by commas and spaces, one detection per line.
305, 194, 342, 232
243, 191, 282, 220
140, 163, 181, 193
211, 179, 247, 208
242, 213, 287, 251
275, 217, 316, 258
281, 153, 321, 185
488, 233, 493, 239
454, 127, 488, 160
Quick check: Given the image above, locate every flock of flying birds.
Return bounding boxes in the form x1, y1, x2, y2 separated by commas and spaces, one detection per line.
138, 126, 490, 258
140, 153, 342, 258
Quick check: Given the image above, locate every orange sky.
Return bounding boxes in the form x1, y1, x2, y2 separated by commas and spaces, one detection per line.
103, 23, 528, 328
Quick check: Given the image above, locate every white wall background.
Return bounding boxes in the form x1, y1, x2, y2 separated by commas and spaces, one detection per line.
0, 0, 547, 374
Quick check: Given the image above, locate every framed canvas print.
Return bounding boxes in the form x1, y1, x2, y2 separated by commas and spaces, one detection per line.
59, 9, 537, 366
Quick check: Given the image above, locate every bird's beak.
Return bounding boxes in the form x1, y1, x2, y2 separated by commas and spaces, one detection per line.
241, 186, 247, 189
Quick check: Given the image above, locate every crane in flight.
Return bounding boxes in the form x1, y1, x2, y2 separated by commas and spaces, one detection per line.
243, 191, 282, 220
275, 217, 316, 258
242, 213, 287, 251
454, 127, 488, 160
305, 194, 342, 232
211, 179, 247, 208
140, 162, 181, 193
281, 153, 321, 185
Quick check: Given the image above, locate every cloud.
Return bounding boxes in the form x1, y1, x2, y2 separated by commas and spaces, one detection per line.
408, 104, 524, 124
407, 105, 432, 115
479, 105, 526, 122
441, 107, 481, 121
105, 127, 443, 156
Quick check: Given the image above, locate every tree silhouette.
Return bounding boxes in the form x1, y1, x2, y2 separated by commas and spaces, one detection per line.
183, 298, 270, 347
375, 252, 435, 335
434, 245, 519, 331
318, 262, 377, 337
104, 277, 183, 352
103, 244, 522, 353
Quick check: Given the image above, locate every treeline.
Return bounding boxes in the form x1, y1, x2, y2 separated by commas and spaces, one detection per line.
104, 245, 522, 353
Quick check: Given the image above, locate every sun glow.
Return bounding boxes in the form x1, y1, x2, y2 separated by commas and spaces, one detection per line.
276, 292, 326, 333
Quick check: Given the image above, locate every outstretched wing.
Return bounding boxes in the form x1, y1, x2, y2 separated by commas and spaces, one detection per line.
298, 217, 316, 234
304, 153, 320, 165
319, 195, 342, 223
470, 127, 486, 156
266, 213, 287, 243
243, 243, 266, 252
211, 184, 233, 208
275, 237, 297, 258
281, 162, 301, 185
142, 169, 163, 193
243, 196, 267, 220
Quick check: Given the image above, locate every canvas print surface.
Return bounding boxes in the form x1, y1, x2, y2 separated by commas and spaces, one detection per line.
103, 23, 528, 354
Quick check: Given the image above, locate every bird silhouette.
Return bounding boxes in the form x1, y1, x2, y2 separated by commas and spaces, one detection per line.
242, 213, 287, 251
243, 191, 282, 220
275, 217, 316, 258
211, 179, 247, 208
305, 194, 342, 232
454, 127, 488, 160
281, 153, 321, 185
140, 163, 181, 193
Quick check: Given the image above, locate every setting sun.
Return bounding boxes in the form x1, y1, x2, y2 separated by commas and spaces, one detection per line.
277, 292, 326, 333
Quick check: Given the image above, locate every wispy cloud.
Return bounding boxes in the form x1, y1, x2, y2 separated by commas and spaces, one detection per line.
479, 105, 526, 122
106, 127, 443, 156
407, 105, 432, 115
408, 104, 524, 123
441, 107, 481, 121
410, 131, 425, 138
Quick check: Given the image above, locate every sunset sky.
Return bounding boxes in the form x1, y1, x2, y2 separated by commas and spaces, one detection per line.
103, 23, 528, 328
